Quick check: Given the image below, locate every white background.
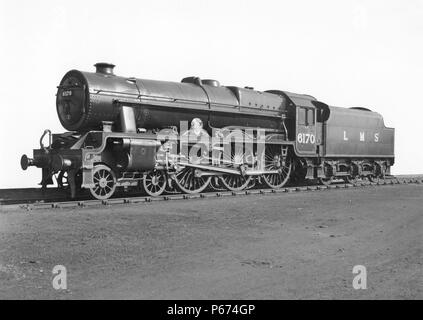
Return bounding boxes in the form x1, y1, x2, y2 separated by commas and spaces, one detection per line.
0, 0, 422, 188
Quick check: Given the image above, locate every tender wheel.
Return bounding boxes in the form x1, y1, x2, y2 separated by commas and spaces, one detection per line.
368, 174, 384, 183
343, 164, 358, 184
343, 176, 358, 184
174, 167, 211, 194
143, 170, 167, 196
262, 145, 291, 189
89, 165, 117, 200
318, 163, 334, 186
368, 163, 386, 183
368, 175, 377, 183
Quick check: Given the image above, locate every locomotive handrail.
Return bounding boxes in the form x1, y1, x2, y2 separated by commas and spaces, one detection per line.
57, 85, 84, 89
39, 129, 52, 152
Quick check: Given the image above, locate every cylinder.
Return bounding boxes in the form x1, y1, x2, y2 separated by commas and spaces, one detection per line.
115, 139, 160, 171
52, 155, 72, 172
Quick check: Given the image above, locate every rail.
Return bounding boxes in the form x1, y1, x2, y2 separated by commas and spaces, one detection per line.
0, 175, 422, 211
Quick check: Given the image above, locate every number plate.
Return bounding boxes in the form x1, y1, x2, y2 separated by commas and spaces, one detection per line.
297, 132, 316, 144
62, 90, 72, 97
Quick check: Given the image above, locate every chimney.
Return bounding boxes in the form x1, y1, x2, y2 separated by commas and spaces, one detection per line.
94, 62, 115, 75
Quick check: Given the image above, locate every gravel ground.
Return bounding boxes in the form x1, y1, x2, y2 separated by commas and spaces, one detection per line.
0, 183, 422, 299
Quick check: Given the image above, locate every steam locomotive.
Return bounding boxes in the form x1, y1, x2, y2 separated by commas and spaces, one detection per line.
20, 63, 395, 200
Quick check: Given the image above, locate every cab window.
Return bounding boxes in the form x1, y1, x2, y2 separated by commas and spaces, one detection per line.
298, 108, 306, 125
298, 107, 315, 126
307, 109, 315, 125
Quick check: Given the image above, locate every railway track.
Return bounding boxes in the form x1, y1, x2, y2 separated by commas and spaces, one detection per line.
1, 175, 422, 211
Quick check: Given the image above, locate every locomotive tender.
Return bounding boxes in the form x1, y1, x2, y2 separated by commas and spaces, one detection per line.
20, 63, 395, 200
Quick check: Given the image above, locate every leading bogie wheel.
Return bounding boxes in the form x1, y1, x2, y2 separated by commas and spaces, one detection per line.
143, 170, 167, 196
89, 165, 117, 200
57, 170, 69, 189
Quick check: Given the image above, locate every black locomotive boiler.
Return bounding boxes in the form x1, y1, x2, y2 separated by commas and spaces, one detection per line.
21, 63, 395, 200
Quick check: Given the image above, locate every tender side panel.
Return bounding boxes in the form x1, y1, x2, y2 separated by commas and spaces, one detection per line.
324, 106, 395, 157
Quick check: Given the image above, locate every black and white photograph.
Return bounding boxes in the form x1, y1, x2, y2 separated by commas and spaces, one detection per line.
0, 0, 422, 310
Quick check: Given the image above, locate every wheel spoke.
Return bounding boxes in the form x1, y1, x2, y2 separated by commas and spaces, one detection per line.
88, 165, 116, 200
174, 168, 210, 194
220, 174, 251, 191
263, 146, 291, 189
143, 170, 167, 196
